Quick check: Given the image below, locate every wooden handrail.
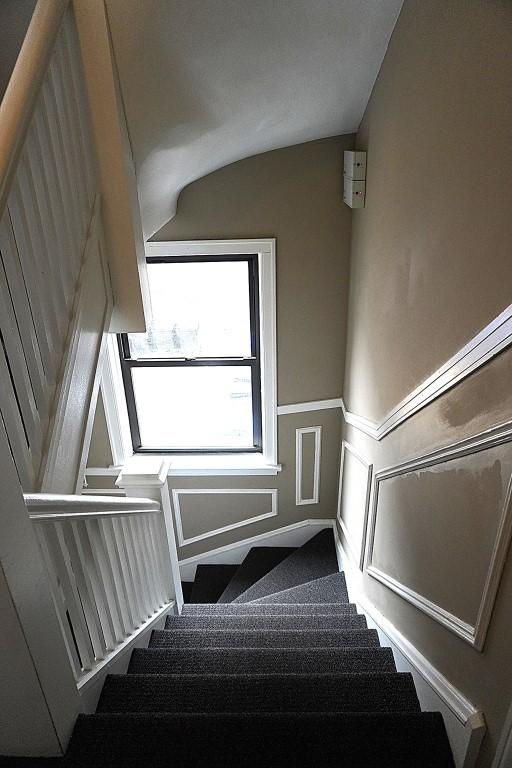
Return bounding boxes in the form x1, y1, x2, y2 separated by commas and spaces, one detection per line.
0, 0, 69, 218
26, 492, 160, 521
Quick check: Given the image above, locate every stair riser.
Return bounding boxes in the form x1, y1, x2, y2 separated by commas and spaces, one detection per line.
218, 547, 296, 603
150, 628, 380, 649
128, 647, 397, 675
98, 673, 420, 714
165, 615, 367, 631
182, 603, 357, 616
69, 712, 455, 768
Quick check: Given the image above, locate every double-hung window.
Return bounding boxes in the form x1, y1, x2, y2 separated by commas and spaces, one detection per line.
117, 240, 276, 462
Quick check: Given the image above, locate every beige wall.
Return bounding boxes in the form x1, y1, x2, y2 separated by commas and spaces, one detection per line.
88, 136, 353, 553
339, 2, 512, 766
155, 135, 354, 405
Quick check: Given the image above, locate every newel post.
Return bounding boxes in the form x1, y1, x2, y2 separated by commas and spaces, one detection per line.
116, 457, 183, 611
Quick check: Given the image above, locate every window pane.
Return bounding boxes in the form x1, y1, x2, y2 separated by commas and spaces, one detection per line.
128, 261, 252, 359
132, 366, 254, 448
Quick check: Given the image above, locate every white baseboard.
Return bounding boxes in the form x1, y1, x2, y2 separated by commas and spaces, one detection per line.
179, 519, 335, 581
333, 527, 485, 768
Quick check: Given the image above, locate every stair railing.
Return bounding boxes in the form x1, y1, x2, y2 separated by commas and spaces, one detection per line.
0, 0, 107, 493
27, 493, 175, 687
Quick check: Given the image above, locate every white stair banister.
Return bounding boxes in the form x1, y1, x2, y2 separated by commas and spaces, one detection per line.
116, 458, 184, 612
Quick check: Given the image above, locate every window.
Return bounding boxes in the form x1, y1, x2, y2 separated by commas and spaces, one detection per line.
117, 240, 276, 463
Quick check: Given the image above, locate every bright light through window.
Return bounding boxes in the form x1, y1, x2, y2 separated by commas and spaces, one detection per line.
119, 256, 261, 453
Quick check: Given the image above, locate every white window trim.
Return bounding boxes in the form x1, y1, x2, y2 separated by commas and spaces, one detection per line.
101, 239, 279, 476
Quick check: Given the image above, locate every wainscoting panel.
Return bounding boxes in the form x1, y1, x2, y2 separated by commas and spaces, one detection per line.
172, 488, 278, 547
366, 423, 512, 650
295, 426, 322, 505
336, 442, 373, 570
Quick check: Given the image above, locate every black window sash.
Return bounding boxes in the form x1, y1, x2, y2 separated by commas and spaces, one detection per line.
118, 254, 262, 454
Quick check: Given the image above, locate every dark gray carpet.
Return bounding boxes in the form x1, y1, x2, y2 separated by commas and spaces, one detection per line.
98, 672, 420, 714
250, 572, 349, 604
165, 613, 368, 631
66, 712, 454, 767
218, 547, 295, 603
189, 565, 239, 603
150, 627, 380, 649
234, 529, 338, 603
128, 646, 398, 675
181, 581, 193, 603
182, 601, 357, 616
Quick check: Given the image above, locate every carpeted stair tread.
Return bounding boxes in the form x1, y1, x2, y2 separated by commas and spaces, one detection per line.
190, 565, 239, 603
182, 601, 357, 616
128, 646, 397, 675
150, 627, 380, 648
217, 547, 296, 603
165, 613, 368, 631
234, 528, 338, 603
98, 672, 420, 714
250, 572, 349, 604
67, 712, 454, 767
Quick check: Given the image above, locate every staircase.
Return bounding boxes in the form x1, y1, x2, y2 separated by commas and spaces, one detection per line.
15, 528, 454, 766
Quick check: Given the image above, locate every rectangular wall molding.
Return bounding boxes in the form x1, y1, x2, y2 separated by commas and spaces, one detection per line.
336, 441, 373, 570
365, 419, 512, 651
334, 527, 486, 768
342, 301, 512, 441
295, 426, 322, 505
172, 488, 278, 547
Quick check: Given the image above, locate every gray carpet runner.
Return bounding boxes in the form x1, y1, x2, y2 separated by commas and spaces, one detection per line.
250, 571, 349, 604
233, 528, 338, 602
150, 627, 380, 648
14, 527, 453, 766
189, 564, 239, 603
128, 645, 398, 675
217, 546, 295, 602
182, 601, 357, 615
165, 613, 367, 631
98, 672, 420, 713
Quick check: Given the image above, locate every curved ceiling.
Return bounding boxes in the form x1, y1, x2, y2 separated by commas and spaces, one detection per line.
105, 0, 403, 238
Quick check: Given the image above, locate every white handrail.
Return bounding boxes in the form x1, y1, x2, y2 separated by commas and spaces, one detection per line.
26, 493, 160, 519
0, 0, 69, 217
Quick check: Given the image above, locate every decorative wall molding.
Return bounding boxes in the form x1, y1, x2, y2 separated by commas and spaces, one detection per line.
172, 488, 278, 547
336, 441, 373, 570
277, 398, 343, 416
342, 302, 512, 440
335, 527, 486, 768
365, 420, 512, 651
178, 518, 335, 581
295, 426, 322, 505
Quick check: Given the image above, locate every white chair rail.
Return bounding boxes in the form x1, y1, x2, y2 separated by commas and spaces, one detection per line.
27, 493, 174, 685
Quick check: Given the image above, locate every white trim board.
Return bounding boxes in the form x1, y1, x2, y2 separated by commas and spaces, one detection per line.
334, 529, 486, 768
336, 441, 373, 571
295, 426, 322, 505
342, 302, 512, 441
365, 419, 512, 651
277, 398, 343, 416
178, 518, 335, 581
172, 488, 278, 547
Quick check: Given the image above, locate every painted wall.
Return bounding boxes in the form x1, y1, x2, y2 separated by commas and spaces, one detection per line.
0, 0, 35, 100
338, 2, 512, 766
88, 136, 353, 556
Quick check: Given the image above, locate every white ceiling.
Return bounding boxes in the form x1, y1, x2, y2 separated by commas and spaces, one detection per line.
105, 0, 403, 238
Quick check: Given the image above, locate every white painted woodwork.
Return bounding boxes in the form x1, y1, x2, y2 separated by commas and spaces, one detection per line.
295, 426, 322, 505
0, 1, 111, 494
28, 492, 172, 685
365, 420, 512, 651
336, 441, 373, 570
335, 527, 486, 768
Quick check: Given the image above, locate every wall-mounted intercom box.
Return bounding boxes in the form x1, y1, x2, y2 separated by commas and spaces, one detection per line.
343, 150, 366, 208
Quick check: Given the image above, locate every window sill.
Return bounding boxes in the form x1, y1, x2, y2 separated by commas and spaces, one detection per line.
124, 453, 282, 477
